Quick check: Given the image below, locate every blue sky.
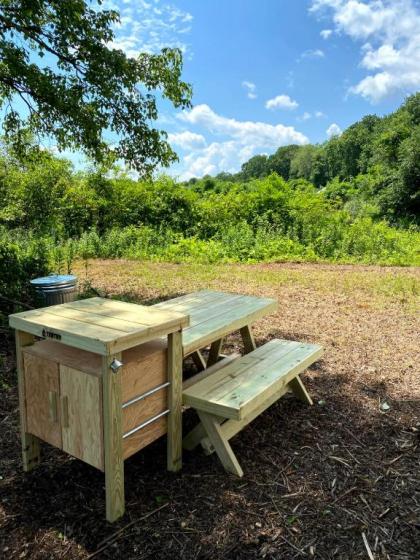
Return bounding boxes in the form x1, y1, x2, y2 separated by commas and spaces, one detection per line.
54, 1, 420, 177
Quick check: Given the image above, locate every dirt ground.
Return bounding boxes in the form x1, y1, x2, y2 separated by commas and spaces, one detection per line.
1, 261, 419, 559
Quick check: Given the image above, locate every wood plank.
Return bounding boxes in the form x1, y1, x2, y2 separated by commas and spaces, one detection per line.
183, 340, 302, 400
154, 291, 226, 312
122, 416, 167, 460
183, 340, 287, 402
60, 365, 104, 470
16, 331, 41, 471
197, 340, 297, 402
167, 330, 183, 472
122, 339, 167, 403
10, 298, 189, 356
42, 306, 148, 333
197, 411, 243, 477
183, 353, 240, 390
212, 345, 322, 411
123, 387, 167, 434
10, 312, 120, 354
184, 340, 323, 420
23, 352, 62, 449
102, 353, 125, 522
185, 294, 269, 328
65, 297, 189, 328
24, 339, 102, 376
207, 338, 224, 367
182, 299, 277, 355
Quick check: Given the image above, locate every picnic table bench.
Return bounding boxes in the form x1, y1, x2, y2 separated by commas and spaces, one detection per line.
183, 339, 323, 477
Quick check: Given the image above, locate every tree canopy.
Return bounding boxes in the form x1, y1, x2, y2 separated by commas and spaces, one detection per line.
0, 0, 192, 175
199, 93, 420, 225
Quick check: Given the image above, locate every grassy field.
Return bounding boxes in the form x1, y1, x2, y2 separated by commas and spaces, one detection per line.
1, 260, 419, 559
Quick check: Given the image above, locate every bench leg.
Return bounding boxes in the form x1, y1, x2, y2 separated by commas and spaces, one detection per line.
289, 375, 313, 405
240, 325, 256, 354
197, 411, 243, 477
191, 350, 206, 372
207, 338, 224, 367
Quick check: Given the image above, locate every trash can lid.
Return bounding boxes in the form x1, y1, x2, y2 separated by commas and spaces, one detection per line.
30, 274, 77, 289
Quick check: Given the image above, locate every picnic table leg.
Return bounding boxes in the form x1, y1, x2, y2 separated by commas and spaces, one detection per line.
289, 375, 313, 405
197, 411, 243, 477
240, 325, 256, 354
102, 352, 125, 523
167, 330, 183, 472
191, 350, 206, 372
207, 338, 224, 367
15, 330, 41, 472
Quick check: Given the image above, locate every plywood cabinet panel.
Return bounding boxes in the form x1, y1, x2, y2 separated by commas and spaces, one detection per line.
60, 365, 104, 470
122, 340, 167, 403
122, 388, 168, 434
122, 416, 167, 460
23, 353, 62, 448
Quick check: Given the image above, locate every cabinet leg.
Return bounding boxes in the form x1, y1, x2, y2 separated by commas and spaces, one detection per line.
102, 353, 125, 522
167, 330, 183, 472
15, 330, 41, 472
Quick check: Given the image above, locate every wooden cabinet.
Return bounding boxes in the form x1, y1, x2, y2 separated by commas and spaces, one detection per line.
10, 297, 189, 522
22, 338, 169, 471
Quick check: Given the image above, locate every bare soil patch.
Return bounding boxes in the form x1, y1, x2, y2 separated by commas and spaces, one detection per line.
1, 261, 419, 559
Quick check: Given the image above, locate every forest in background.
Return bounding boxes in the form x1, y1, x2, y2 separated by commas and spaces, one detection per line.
1, 94, 419, 307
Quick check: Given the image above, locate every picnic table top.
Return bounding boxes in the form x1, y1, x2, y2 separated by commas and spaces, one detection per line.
9, 297, 189, 356
153, 290, 277, 356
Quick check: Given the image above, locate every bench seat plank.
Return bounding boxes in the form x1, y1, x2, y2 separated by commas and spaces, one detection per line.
183, 339, 323, 421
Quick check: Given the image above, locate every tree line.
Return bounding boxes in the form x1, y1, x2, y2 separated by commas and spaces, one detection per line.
185, 93, 420, 226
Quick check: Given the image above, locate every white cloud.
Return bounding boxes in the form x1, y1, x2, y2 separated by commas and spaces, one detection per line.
321, 29, 333, 38
310, 0, 420, 102
265, 94, 299, 110
178, 104, 308, 146
298, 110, 326, 121
104, 0, 193, 57
300, 48, 325, 59
242, 81, 257, 99
326, 123, 342, 137
167, 131, 206, 150
176, 104, 308, 179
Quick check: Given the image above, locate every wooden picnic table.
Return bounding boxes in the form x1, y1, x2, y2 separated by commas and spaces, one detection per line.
153, 290, 278, 369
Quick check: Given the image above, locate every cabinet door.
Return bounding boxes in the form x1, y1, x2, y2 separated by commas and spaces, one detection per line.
23, 353, 62, 448
60, 365, 104, 470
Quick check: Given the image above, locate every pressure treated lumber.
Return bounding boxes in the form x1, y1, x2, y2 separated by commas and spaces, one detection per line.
183, 338, 323, 477
154, 291, 277, 357
167, 330, 183, 471
16, 330, 41, 472
102, 352, 124, 523
10, 297, 189, 355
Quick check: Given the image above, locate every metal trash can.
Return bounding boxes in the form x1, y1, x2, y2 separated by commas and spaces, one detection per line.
30, 274, 78, 307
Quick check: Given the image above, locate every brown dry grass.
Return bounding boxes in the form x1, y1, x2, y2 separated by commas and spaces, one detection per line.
0, 260, 419, 559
